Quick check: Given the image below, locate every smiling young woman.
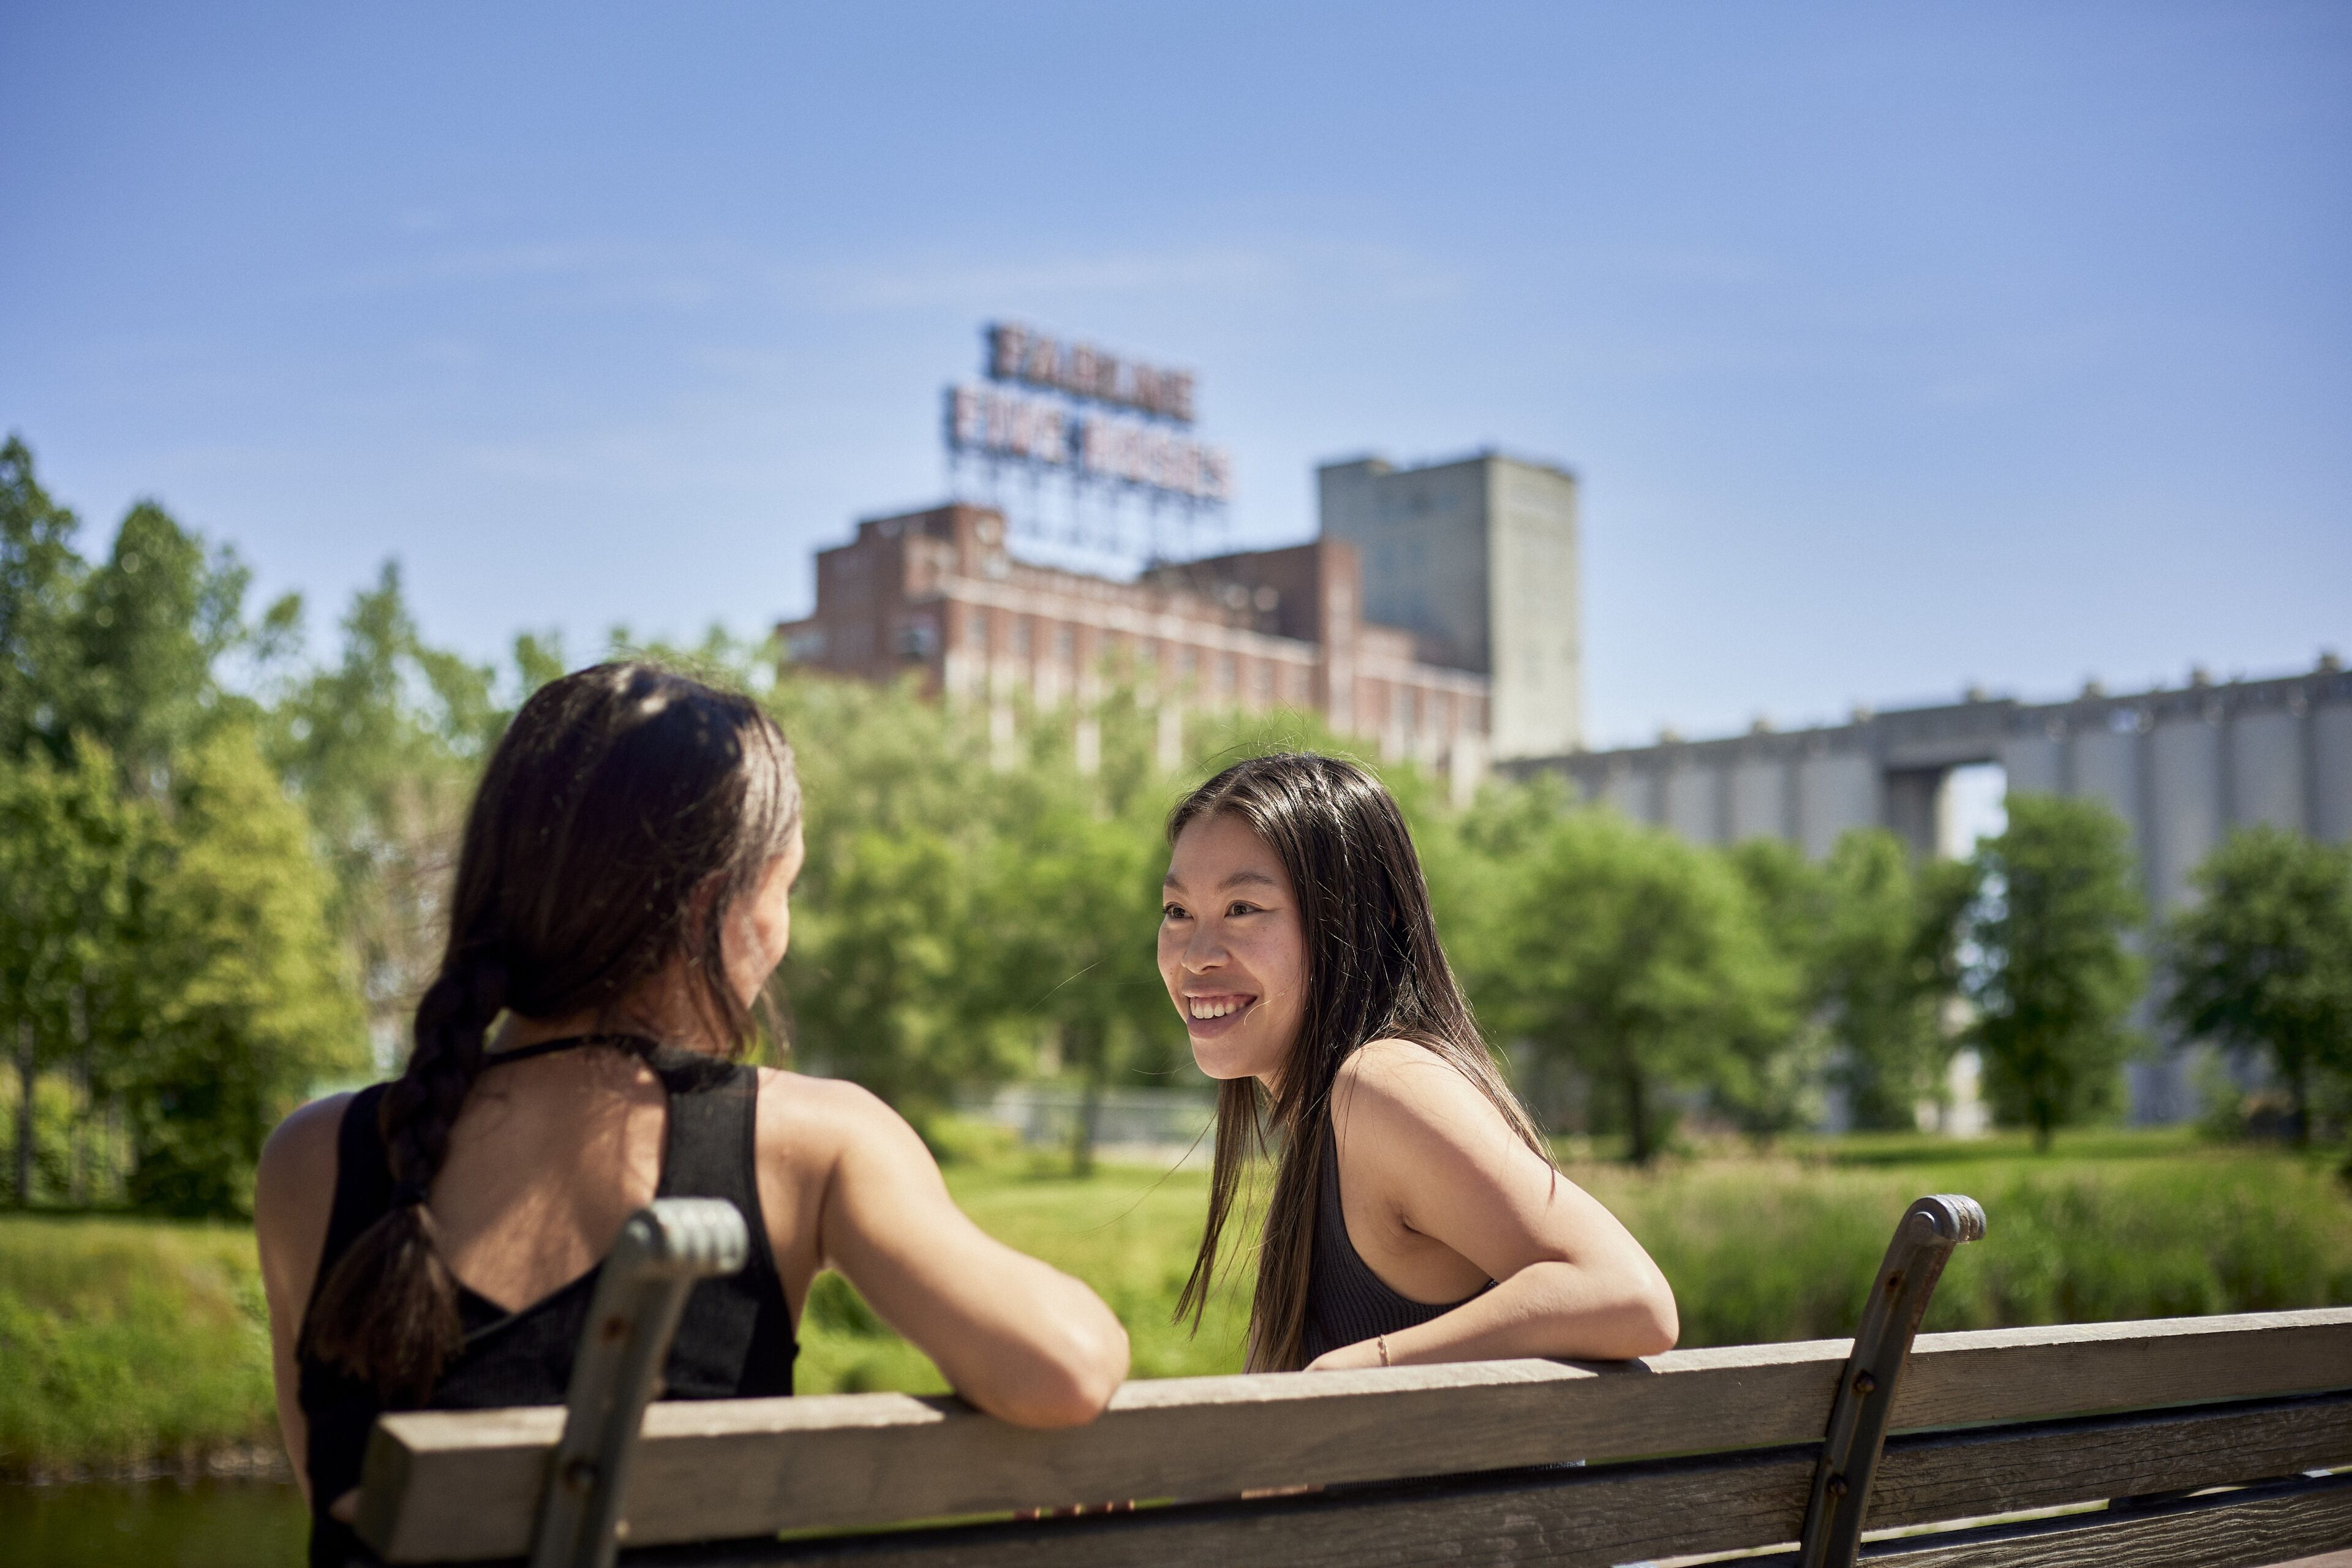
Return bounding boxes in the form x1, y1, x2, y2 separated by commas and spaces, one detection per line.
1158, 753, 1677, 1373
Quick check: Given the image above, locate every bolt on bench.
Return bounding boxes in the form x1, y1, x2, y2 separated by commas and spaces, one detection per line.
346, 1194, 2352, 1568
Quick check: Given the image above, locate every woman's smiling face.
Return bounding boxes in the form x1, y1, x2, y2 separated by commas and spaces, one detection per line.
1158, 812, 1308, 1086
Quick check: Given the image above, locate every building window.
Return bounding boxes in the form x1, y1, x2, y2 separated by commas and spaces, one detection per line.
1253, 662, 1273, 700
1180, 646, 1199, 679
1013, 617, 1033, 657
1055, 624, 1076, 662
894, 617, 938, 659
1404, 688, 1421, 731
1218, 655, 1236, 693
965, 606, 989, 650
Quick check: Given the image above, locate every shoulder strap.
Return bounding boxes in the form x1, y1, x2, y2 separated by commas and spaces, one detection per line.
309, 1082, 396, 1315
652, 1049, 759, 1204
1317, 1113, 1346, 1225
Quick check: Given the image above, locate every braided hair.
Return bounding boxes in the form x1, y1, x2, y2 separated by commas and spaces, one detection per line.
304, 662, 801, 1402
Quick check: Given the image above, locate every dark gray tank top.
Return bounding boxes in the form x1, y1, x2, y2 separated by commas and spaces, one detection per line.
1300, 1116, 1490, 1363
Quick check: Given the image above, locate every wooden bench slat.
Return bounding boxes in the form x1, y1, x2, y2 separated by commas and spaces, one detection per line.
1857, 1473, 2352, 1568
635, 1452, 1819, 1568
361, 1308, 2352, 1563
1872, 1392, 2352, 1532
616, 1420, 2352, 1568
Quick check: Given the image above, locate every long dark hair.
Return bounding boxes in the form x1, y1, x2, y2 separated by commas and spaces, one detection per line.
304, 662, 801, 1401
1170, 753, 1548, 1372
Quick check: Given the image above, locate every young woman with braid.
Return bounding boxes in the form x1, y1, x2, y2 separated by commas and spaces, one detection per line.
1160, 753, 1677, 1373
255, 664, 1128, 1566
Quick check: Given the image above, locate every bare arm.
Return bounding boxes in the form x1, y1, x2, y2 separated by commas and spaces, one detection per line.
1306, 1042, 1678, 1370
786, 1078, 1129, 1425
252, 1092, 352, 1504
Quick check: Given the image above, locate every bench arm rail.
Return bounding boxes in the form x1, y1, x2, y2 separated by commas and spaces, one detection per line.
1795, 1192, 1986, 1568
528, 1197, 748, 1568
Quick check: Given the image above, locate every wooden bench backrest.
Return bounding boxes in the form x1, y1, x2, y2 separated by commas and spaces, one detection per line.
358, 1307, 2352, 1564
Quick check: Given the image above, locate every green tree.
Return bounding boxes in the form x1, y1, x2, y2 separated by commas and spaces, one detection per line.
2163, 826, 2352, 1145
0, 435, 86, 766
1724, 837, 1836, 1137
0, 739, 143, 1204
112, 725, 365, 1215
769, 669, 1023, 1120
979, 733, 1182, 1174
268, 564, 500, 1060
1436, 774, 1582, 1123
1, 438, 367, 1212
70, 502, 262, 788
1784, 831, 1969, 1131
1496, 810, 1796, 1163
2, 438, 269, 786
1967, 794, 2146, 1148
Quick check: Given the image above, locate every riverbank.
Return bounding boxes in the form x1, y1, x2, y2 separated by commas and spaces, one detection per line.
0, 1215, 281, 1481
7, 1128, 2350, 1474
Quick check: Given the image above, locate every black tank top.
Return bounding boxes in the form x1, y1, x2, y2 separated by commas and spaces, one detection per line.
1300, 1117, 1490, 1364
296, 1040, 797, 1567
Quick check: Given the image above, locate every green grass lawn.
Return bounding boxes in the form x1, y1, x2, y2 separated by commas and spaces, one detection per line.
7, 1127, 2352, 1474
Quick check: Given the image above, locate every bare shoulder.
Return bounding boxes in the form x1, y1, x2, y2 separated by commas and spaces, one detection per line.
1333, 1038, 1512, 1142
254, 1091, 354, 1278
255, 1093, 352, 1215
755, 1068, 918, 1164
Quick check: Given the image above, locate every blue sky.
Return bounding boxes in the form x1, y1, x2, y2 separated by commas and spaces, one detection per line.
3, 2, 2346, 748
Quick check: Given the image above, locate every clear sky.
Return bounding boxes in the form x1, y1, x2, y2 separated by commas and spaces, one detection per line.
4, 2, 2346, 748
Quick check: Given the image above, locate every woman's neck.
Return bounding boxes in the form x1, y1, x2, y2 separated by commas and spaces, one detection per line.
495, 971, 726, 1057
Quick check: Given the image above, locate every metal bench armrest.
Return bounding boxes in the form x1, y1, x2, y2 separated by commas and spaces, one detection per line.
1797, 1193, 1987, 1568
529, 1197, 748, 1568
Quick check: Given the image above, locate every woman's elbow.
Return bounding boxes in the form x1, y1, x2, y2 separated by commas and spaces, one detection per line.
1626, 1281, 1679, 1357
1611, 1261, 1679, 1357
985, 1313, 1131, 1428
1548, 1257, 1678, 1360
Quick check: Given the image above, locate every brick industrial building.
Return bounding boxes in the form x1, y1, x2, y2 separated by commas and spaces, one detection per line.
777, 451, 1583, 779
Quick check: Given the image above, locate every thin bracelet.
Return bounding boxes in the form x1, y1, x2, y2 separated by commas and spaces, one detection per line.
1377, 1332, 1390, 1367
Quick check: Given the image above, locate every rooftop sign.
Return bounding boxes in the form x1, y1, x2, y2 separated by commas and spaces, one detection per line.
944, 383, 1231, 502
987, 322, 1196, 424
944, 322, 1232, 507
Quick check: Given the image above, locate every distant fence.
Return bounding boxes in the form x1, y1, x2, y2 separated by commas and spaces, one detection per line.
960, 1084, 1216, 1166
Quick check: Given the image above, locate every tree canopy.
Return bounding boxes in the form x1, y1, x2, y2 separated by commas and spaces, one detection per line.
2165, 826, 2352, 1144
1966, 794, 2146, 1148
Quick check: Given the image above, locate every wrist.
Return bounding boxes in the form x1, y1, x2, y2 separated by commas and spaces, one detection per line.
1306, 1335, 1389, 1371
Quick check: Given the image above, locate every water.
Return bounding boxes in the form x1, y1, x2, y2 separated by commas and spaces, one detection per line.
0, 1478, 307, 1566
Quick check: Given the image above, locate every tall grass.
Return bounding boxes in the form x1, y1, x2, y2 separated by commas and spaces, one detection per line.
7, 1133, 2351, 1472
1577, 1145, 2352, 1347
0, 1216, 278, 1477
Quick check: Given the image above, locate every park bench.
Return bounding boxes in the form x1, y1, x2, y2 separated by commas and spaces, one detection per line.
345, 1194, 2352, 1568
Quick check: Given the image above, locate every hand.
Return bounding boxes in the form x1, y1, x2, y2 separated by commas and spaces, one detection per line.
1303, 1336, 1386, 1372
